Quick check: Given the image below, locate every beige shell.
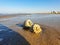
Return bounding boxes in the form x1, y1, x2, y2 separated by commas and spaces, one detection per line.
33, 24, 42, 34
24, 19, 33, 27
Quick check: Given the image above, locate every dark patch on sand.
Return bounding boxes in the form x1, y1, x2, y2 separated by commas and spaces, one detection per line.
16, 24, 23, 27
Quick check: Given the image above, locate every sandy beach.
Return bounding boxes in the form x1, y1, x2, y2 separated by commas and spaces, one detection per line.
0, 14, 60, 45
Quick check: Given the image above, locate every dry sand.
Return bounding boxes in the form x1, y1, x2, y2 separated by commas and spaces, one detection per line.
0, 15, 60, 45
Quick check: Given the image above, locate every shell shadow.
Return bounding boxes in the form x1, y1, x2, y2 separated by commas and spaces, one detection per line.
16, 24, 24, 27
0, 24, 30, 45
16, 24, 30, 30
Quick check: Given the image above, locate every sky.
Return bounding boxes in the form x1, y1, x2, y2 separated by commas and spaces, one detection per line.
0, 0, 60, 13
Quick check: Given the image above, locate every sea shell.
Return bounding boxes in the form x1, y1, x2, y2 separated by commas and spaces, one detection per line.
24, 19, 33, 28
32, 24, 42, 34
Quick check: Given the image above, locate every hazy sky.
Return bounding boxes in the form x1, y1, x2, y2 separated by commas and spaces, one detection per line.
0, 0, 60, 13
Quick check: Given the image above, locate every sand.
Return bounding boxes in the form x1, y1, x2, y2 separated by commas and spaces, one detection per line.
9, 24, 60, 45
0, 14, 60, 45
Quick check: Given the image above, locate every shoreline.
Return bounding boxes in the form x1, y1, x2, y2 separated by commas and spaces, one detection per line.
0, 14, 60, 45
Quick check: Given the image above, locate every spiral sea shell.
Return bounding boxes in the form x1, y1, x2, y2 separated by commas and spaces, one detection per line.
24, 19, 33, 28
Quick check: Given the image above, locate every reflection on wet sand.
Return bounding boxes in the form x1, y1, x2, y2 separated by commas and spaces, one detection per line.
0, 24, 30, 45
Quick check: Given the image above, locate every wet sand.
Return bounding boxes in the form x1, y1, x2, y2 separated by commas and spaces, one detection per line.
0, 14, 60, 45
0, 15, 20, 19
9, 24, 60, 45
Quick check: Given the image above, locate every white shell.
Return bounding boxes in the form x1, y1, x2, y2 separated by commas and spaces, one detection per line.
24, 19, 33, 27
33, 24, 42, 34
